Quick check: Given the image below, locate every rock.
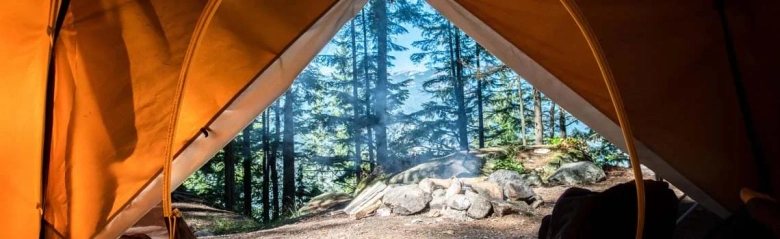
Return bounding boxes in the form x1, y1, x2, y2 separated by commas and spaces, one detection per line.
490, 200, 534, 217
443, 230, 455, 235
427, 210, 442, 218
388, 152, 484, 184
465, 193, 493, 219
541, 149, 589, 175
432, 188, 446, 197
546, 161, 607, 185
504, 182, 536, 201
442, 208, 474, 222
521, 174, 544, 186
469, 181, 505, 200
488, 169, 537, 201
419, 178, 435, 193
430, 189, 447, 210
195, 230, 214, 237
383, 184, 432, 215
445, 178, 463, 197
488, 169, 524, 186
376, 205, 392, 217
411, 218, 423, 224
446, 194, 471, 211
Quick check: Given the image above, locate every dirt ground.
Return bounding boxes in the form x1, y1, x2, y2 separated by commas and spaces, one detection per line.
206, 167, 723, 239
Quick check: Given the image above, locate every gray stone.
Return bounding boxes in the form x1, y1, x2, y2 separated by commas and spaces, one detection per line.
429, 189, 447, 210
546, 161, 606, 185
383, 184, 432, 215
418, 178, 435, 193
432, 189, 446, 197
521, 174, 544, 187
388, 152, 484, 184
442, 209, 474, 222
466, 193, 493, 219
504, 182, 536, 201
446, 194, 471, 211
488, 169, 524, 186
445, 178, 463, 197
490, 200, 534, 217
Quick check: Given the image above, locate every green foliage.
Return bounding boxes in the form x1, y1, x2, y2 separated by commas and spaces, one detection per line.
493, 158, 525, 172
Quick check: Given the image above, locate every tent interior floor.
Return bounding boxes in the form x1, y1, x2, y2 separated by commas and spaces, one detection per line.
126, 167, 723, 239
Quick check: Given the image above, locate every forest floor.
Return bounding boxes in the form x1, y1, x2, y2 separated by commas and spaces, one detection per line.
204, 167, 723, 239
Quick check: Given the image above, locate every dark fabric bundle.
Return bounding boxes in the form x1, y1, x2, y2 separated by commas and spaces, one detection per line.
538, 180, 678, 239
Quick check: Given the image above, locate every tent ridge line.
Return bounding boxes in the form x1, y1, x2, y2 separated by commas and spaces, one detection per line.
98, 0, 343, 235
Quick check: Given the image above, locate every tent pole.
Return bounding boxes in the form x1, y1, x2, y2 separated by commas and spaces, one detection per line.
715, 0, 771, 194
41, 0, 71, 238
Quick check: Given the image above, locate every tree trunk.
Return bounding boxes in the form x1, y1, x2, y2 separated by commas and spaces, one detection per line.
271, 102, 280, 220
454, 28, 469, 151
281, 91, 296, 215
517, 77, 528, 146
533, 89, 543, 145
224, 140, 236, 211
362, 8, 376, 172
373, 0, 390, 171
558, 107, 567, 138
476, 46, 485, 149
261, 111, 270, 222
350, 18, 362, 182
549, 103, 556, 139
241, 124, 253, 216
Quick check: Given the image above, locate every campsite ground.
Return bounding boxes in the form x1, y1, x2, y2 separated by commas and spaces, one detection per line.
204, 167, 723, 239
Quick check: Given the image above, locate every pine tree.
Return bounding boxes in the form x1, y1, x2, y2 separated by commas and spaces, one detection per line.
282, 92, 295, 215
533, 89, 543, 145
241, 124, 253, 216
518, 77, 528, 145
261, 111, 270, 222
271, 102, 281, 220
223, 140, 236, 211
558, 107, 567, 138
349, 18, 362, 182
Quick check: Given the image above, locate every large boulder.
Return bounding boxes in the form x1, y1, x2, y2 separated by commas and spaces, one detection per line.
541, 149, 589, 175
383, 185, 432, 215
547, 161, 607, 185
488, 170, 537, 201
465, 191, 492, 219
389, 152, 484, 184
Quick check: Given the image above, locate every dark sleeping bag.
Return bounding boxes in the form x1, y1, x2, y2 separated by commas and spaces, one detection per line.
538, 180, 678, 239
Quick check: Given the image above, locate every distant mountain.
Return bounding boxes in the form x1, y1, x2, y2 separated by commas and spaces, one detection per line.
390, 69, 438, 113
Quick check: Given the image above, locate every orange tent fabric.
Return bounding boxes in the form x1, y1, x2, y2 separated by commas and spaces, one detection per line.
38, 0, 360, 238
430, 0, 779, 216
0, 1, 57, 238
0, 0, 777, 238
